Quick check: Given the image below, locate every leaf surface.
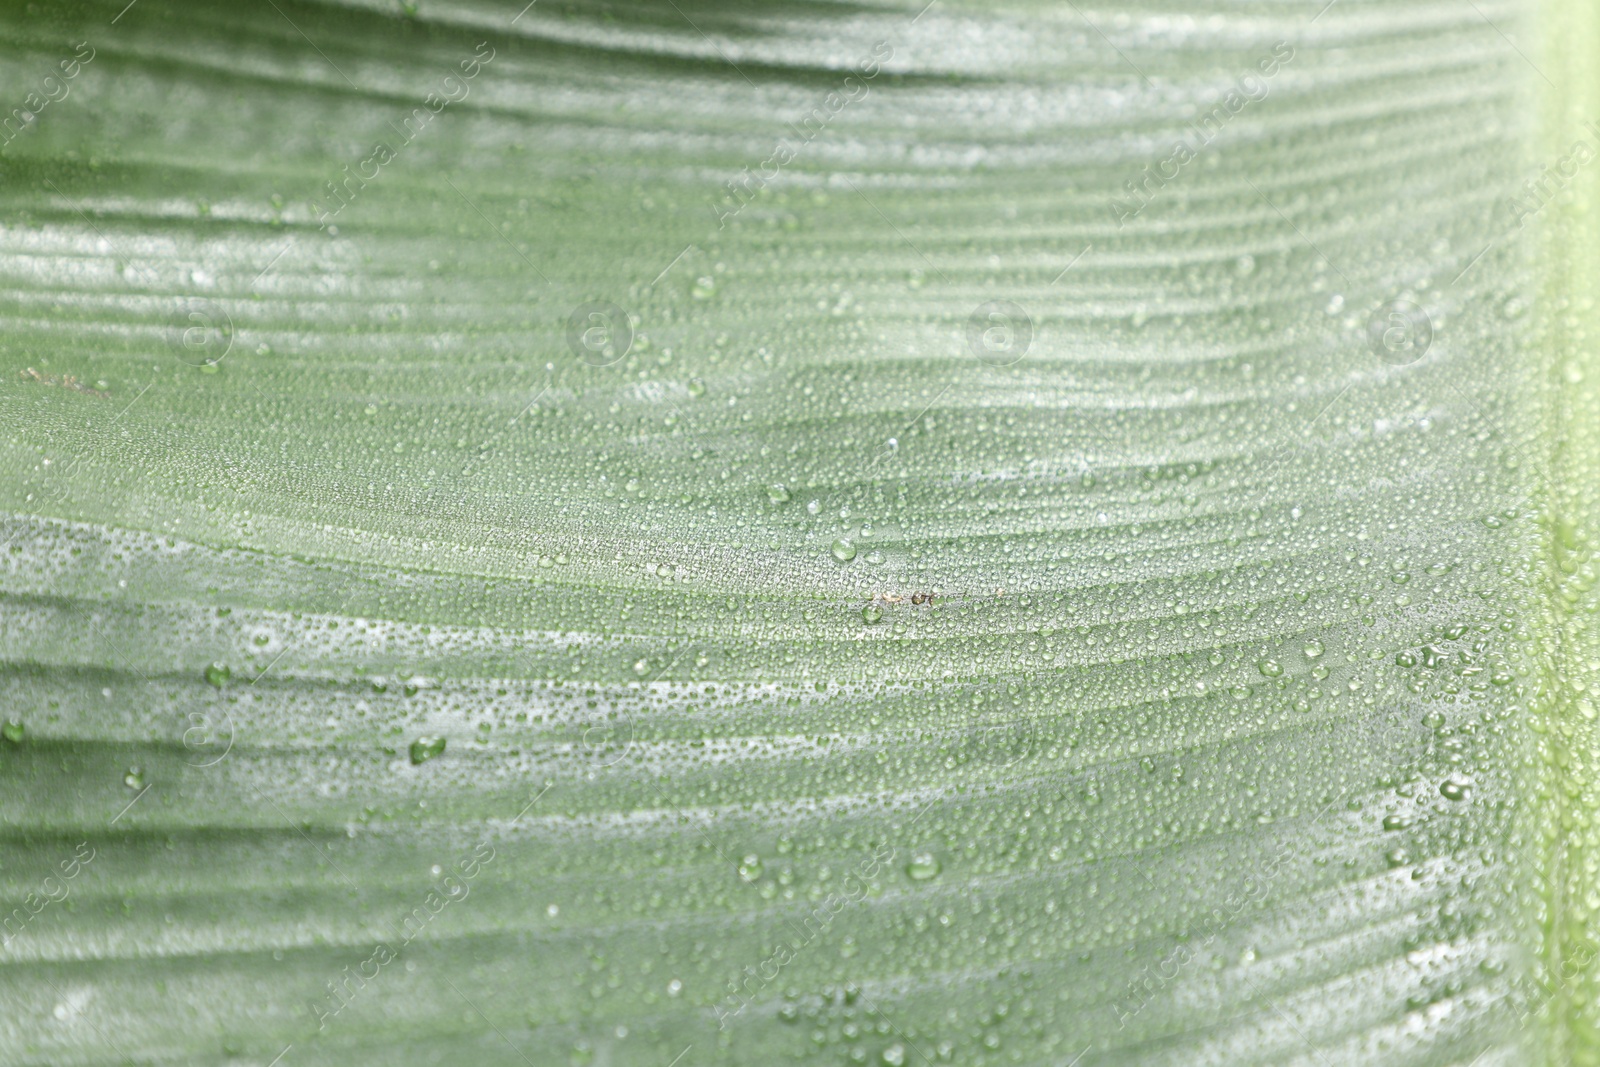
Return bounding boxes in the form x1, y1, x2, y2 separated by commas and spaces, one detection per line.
0, 1, 1596, 1064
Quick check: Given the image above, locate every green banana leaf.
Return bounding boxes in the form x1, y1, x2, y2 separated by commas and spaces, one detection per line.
2, 0, 1597, 1063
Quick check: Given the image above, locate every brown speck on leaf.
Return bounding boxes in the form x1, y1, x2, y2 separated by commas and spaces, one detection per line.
19, 368, 110, 398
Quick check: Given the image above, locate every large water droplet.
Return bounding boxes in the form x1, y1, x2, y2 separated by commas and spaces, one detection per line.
410, 736, 446, 765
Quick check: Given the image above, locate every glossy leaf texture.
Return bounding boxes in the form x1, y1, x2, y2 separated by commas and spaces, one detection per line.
1, 0, 1597, 1064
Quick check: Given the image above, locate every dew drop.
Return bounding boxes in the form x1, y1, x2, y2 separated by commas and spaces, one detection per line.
906, 852, 941, 881
204, 662, 231, 688
831, 539, 857, 562
409, 736, 446, 765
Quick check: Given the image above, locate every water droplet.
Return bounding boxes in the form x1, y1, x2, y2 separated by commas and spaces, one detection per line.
881, 1044, 907, 1066
409, 736, 446, 765
124, 766, 144, 789
204, 662, 231, 688
691, 275, 716, 300
862, 604, 883, 625
906, 852, 941, 881
738, 854, 763, 881
1439, 774, 1473, 801
1303, 640, 1324, 660
831, 539, 857, 562
766, 484, 791, 504
1257, 658, 1283, 677
1, 719, 22, 744
1395, 651, 1417, 668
